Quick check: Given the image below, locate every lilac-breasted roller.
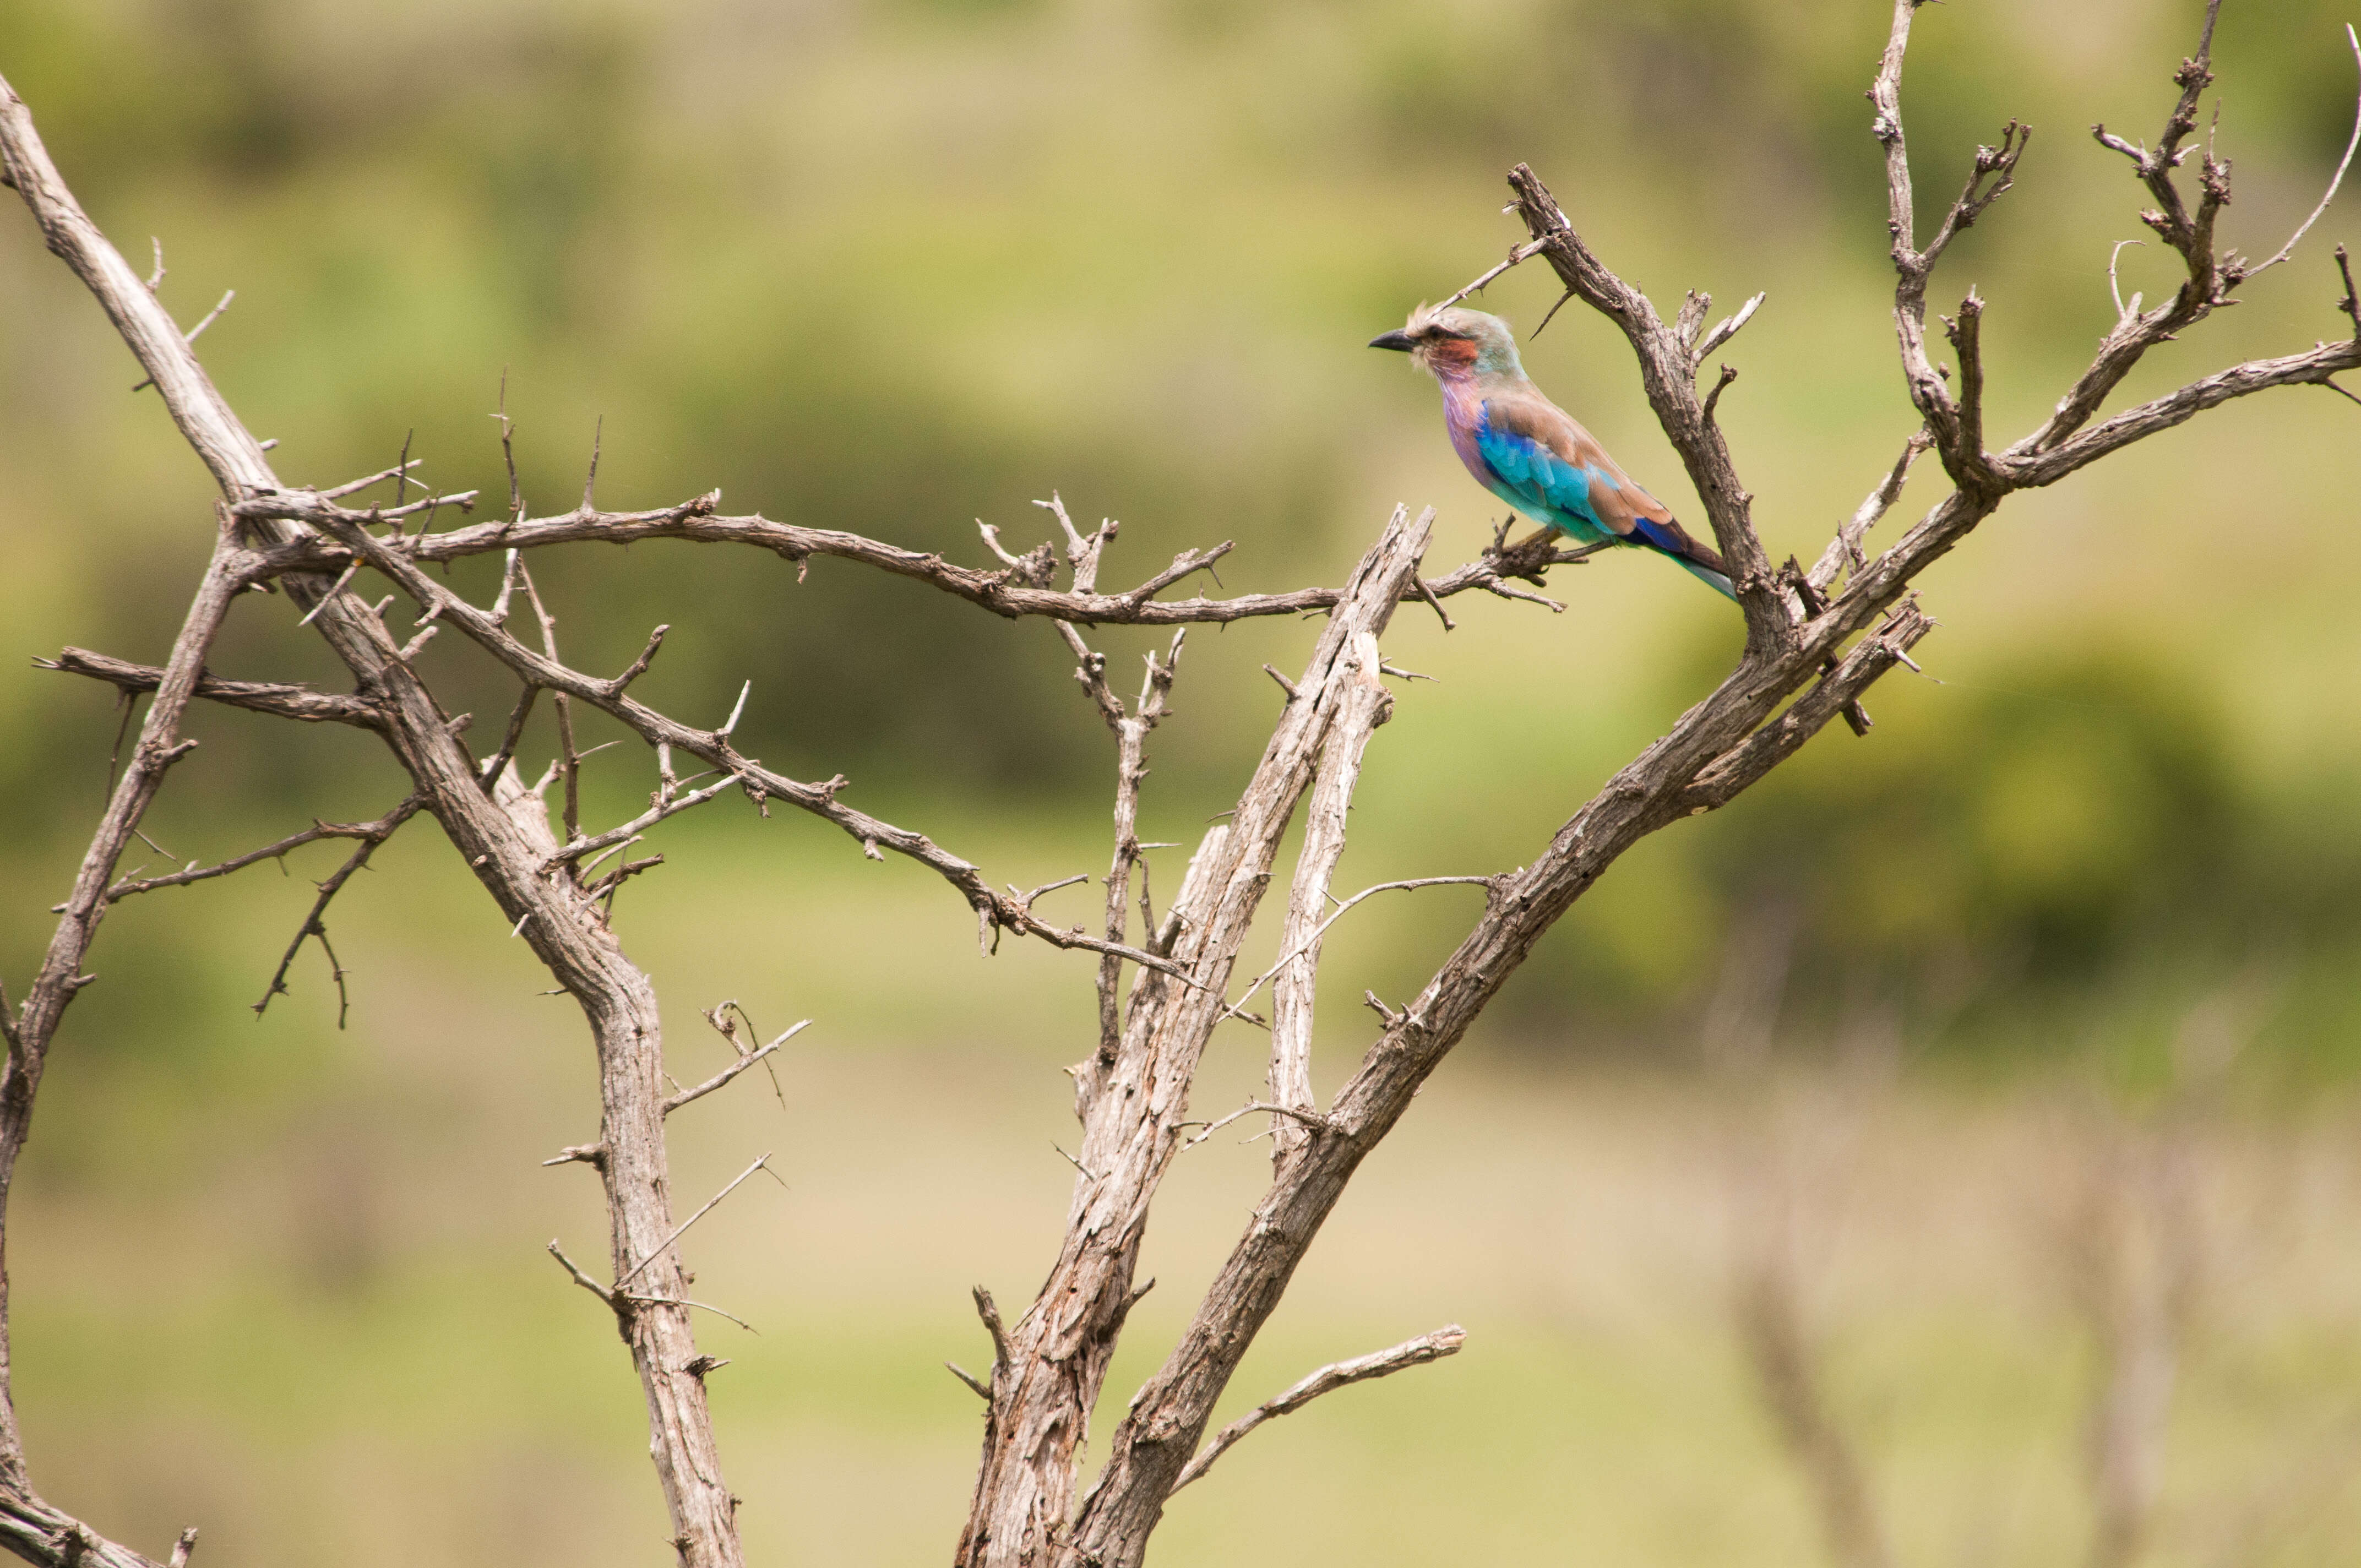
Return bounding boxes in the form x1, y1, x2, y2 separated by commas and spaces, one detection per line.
1370, 304, 1736, 598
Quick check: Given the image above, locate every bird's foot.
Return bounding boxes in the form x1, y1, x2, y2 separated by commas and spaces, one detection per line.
1488, 526, 1569, 583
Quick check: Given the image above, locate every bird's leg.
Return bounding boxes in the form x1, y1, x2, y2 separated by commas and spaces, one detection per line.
1486, 517, 1566, 584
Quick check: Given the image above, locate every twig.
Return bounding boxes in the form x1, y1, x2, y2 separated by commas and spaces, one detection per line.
583, 415, 603, 511
2247, 25, 2361, 278
318, 456, 426, 502
1529, 287, 1579, 340
1269, 629, 1395, 1159
1412, 575, 1455, 631
549, 772, 744, 868
2109, 239, 2146, 322
495, 368, 522, 523
241, 488, 1609, 630
1168, 1326, 1465, 1492
102, 807, 414, 901
664, 1020, 810, 1114
610, 624, 668, 695
547, 1238, 617, 1305
1429, 237, 1550, 314
516, 563, 582, 845
1701, 363, 1739, 428
613, 1153, 781, 1291
295, 560, 363, 627
129, 288, 231, 392
1036, 492, 1116, 594
1182, 1099, 1331, 1151
972, 1285, 1011, 1386
251, 795, 426, 1026
40, 648, 387, 728
1809, 428, 1933, 591
1226, 875, 1494, 1026
477, 681, 540, 790
716, 680, 750, 741
1694, 291, 1766, 365
619, 1294, 758, 1334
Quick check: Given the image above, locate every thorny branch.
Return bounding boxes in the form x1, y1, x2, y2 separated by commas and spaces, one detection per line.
1056, 612, 1185, 1075
303, 505, 1198, 982
4, 6, 2360, 1567
2, 68, 753, 1568
38, 647, 387, 729
100, 804, 416, 903
1042, 13, 2361, 1566
251, 796, 426, 1027
237, 486, 1600, 630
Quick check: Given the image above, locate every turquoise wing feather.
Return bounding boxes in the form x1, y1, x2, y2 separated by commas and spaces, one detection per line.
1471, 405, 1617, 546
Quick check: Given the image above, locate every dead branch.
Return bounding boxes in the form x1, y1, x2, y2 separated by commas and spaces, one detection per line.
0, 1494, 176, 1568
550, 771, 745, 870
1057, 14, 2361, 1560
1267, 628, 1392, 1164
515, 563, 583, 846
663, 1019, 810, 1115
237, 487, 1594, 629
1808, 428, 1933, 592
0, 505, 258, 1515
1, 72, 755, 1566
613, 1153, 782, 1292
957, 506, 1435, 1568
100, 804, 416, 902
1057, 619, 1184, 1097
1167, 1325, 1465, 1494
5, 7, 2358, 1565
305, 505, 1195, 982
38, 647, 387, 729
251, 795, 425, 1027
1504, 167, 1791, 651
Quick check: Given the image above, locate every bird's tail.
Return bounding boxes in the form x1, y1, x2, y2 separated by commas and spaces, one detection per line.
1628, 514, 1738, 600
1672, 556, 1738, 600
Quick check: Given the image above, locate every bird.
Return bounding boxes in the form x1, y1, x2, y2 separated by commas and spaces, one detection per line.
1369, 304, 1736, 598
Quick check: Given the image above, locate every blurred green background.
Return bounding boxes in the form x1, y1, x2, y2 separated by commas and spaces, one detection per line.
4, 0, 2361, 1563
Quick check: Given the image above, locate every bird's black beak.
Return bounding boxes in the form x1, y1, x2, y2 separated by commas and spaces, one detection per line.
1367, 329, 1416, 352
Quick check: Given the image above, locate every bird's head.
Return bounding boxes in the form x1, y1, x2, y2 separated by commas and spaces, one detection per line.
1368, 304, 1523, 382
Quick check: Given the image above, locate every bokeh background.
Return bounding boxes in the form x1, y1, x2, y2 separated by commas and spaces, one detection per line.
4, 0, 2360, 1563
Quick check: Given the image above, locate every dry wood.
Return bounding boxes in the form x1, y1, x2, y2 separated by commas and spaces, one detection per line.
1048, 14, 2360, 1562
1168, 1325, 1465, 1493
1, 72, 746, 1568
298, 509, 1194, 983
2, 6, 2357, 1566
1267, 629, 1391, 1164
238, 487, 1598, 628
37, 648, 387, 729
955, 506, 1434, 1568
0, 511, 255, 1563
1053, 612, 1184, 1090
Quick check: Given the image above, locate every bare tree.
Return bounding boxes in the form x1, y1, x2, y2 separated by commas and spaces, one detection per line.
3, 3, 2358, 1566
